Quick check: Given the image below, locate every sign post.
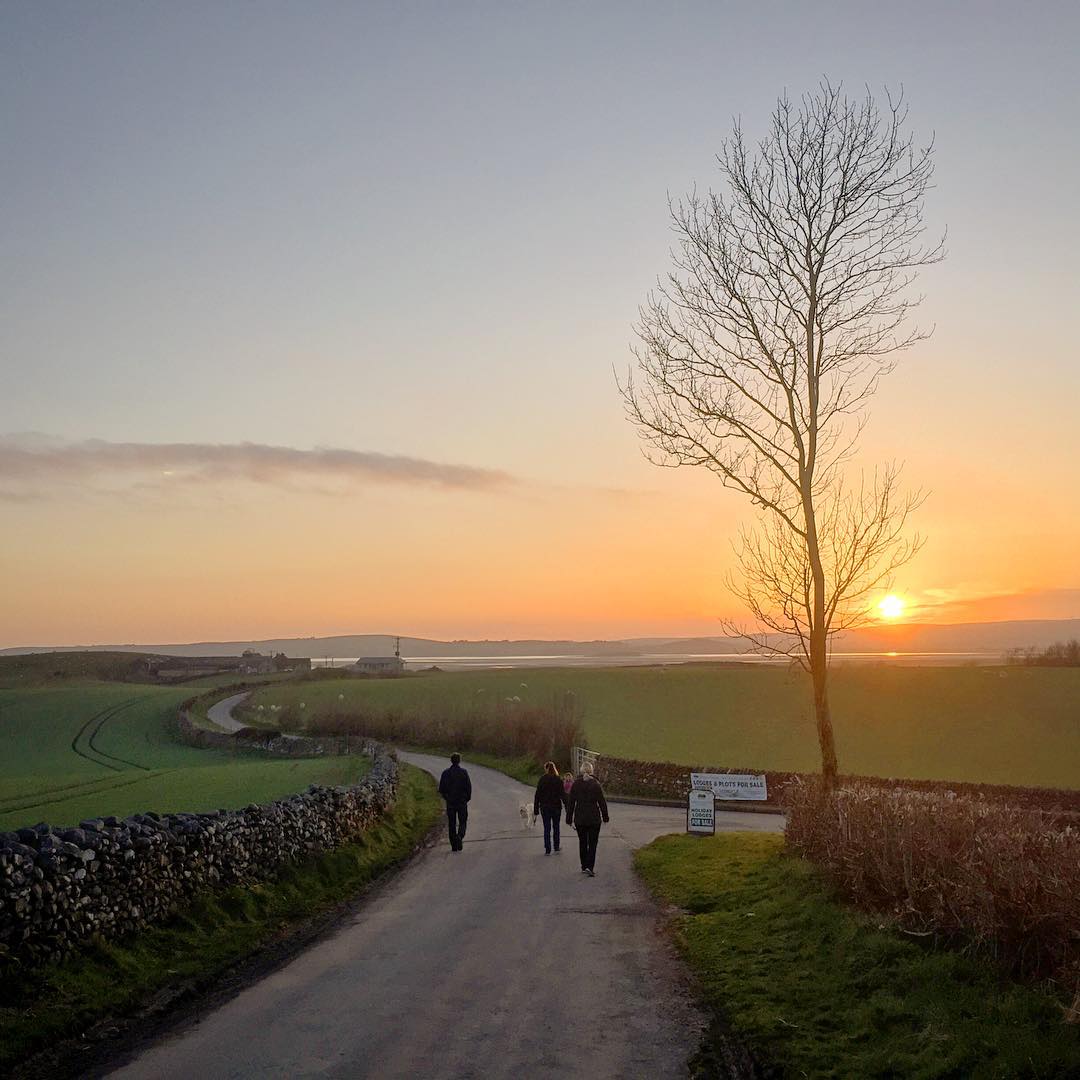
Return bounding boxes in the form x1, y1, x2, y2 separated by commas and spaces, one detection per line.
690, 772, 768, 801
686, 788, 716, 835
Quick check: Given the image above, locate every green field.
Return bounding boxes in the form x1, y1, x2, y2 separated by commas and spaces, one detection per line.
242, 664, 1080, 788
0, 684, 370, 831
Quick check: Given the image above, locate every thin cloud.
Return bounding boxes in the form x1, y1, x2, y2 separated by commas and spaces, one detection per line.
907, 586, 1080, 623
0, 436, 515, 500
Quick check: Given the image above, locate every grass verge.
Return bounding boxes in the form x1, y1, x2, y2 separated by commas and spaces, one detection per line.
0, 764, 440, 1075
635, 832, 1080, 1079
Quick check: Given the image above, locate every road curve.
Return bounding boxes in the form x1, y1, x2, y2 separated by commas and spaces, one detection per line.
108, 753, 783, 1079
205, 692, 249, 733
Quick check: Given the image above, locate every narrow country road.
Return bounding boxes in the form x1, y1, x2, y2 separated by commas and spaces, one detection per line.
108, 753, 784, 1080
205, 692, 249, 733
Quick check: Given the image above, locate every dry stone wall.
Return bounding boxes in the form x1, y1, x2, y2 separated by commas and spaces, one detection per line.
595, 753, 1080, 818
0, 742, 398, 968
595, 755, 795, 807
176, 706, 376, 758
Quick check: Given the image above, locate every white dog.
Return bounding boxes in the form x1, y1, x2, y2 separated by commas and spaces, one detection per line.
519, 802, 536, 828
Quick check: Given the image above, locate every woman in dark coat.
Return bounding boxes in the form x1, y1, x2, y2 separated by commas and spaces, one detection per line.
566, 760, 609, 876
533, 760, 567, 855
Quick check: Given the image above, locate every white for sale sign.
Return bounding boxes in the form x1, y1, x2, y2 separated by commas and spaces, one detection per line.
686, 788, 716, 834
691, 772, 768, 801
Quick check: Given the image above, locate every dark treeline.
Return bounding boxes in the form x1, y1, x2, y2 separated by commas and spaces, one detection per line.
1008, 639, 1080, 667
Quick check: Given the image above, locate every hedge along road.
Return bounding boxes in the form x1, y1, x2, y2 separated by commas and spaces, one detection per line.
109, 752, 783, 1079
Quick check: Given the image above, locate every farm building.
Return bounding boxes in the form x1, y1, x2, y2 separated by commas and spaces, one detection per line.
348, 655, 406, 675
348, 638, 405, 675
239, 652, 313, 674
140, 653, 311, 681
239, 652, 275, 674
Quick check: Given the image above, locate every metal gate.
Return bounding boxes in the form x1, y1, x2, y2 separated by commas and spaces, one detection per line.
572, 745, 600, 776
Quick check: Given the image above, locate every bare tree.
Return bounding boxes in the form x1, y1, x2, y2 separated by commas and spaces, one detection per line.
620, 83, 943, 788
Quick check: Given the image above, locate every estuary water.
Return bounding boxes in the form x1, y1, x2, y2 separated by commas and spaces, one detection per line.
310, 652, 999, 672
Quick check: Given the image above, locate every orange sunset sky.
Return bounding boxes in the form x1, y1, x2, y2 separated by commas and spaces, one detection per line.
2, 5, 1078, 648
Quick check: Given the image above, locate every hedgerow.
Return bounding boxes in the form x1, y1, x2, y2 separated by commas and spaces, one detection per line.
785, 778, 1080, 1020
280, 692, 585, 772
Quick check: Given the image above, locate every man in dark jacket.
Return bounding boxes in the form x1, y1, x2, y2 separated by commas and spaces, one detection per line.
438, 752, 472, 852
566, 761, 609, 876
533, 761, 567, 855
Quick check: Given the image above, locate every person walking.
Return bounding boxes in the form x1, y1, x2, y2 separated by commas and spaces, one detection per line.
533, 761, 567, 855
566, 760, 609, 877
438, 752, 472, 852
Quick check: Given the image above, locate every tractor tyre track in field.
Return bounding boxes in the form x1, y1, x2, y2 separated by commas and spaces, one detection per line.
70, 697, 154, 774
0, 774, 161, 817
86, 697, 153, 772
0, 774, 124, 809
0, 696, 169, 822
69, 705, 124, 772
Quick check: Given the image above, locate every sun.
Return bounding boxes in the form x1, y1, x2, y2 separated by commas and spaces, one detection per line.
878, 594, 905, 620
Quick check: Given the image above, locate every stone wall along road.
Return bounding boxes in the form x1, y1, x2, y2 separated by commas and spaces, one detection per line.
109, 753, 784, 1080
0, 744, 397, 968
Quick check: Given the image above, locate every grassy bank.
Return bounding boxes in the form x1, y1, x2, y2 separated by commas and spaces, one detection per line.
635, 833, 1079, 1078
242, 665, 1080, 789
0, 764, 440, 1075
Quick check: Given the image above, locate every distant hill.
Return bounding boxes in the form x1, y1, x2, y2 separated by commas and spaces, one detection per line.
0, 650, 162, 687
2, 618, 1078, 659
834, 619, 1080, 653
631, 619, 1080, 655
0, 635, 639, 659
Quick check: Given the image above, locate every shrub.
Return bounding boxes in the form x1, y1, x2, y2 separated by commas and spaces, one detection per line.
1008, 639, 1080, 667
232, 725, 272, 743
785, 778, 1080, 1018
297, 691, 585, 772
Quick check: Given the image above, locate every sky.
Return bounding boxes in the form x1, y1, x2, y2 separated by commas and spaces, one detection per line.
2, 1, 1079, 647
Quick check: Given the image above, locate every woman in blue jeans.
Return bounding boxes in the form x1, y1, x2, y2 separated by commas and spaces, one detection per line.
533, 761, 567, 855
566, 760, 609, 876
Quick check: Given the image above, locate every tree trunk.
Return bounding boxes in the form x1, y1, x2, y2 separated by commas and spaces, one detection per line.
802, 285, 838, 790
810, 639, 839, 790
803, 486, 839, 789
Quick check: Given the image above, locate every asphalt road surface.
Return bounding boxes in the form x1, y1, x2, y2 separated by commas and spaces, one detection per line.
205, 692, 249, 732
109, 753, 784, 1080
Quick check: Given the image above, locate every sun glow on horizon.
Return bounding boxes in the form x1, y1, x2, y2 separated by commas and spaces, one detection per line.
878, 594, 905, 620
